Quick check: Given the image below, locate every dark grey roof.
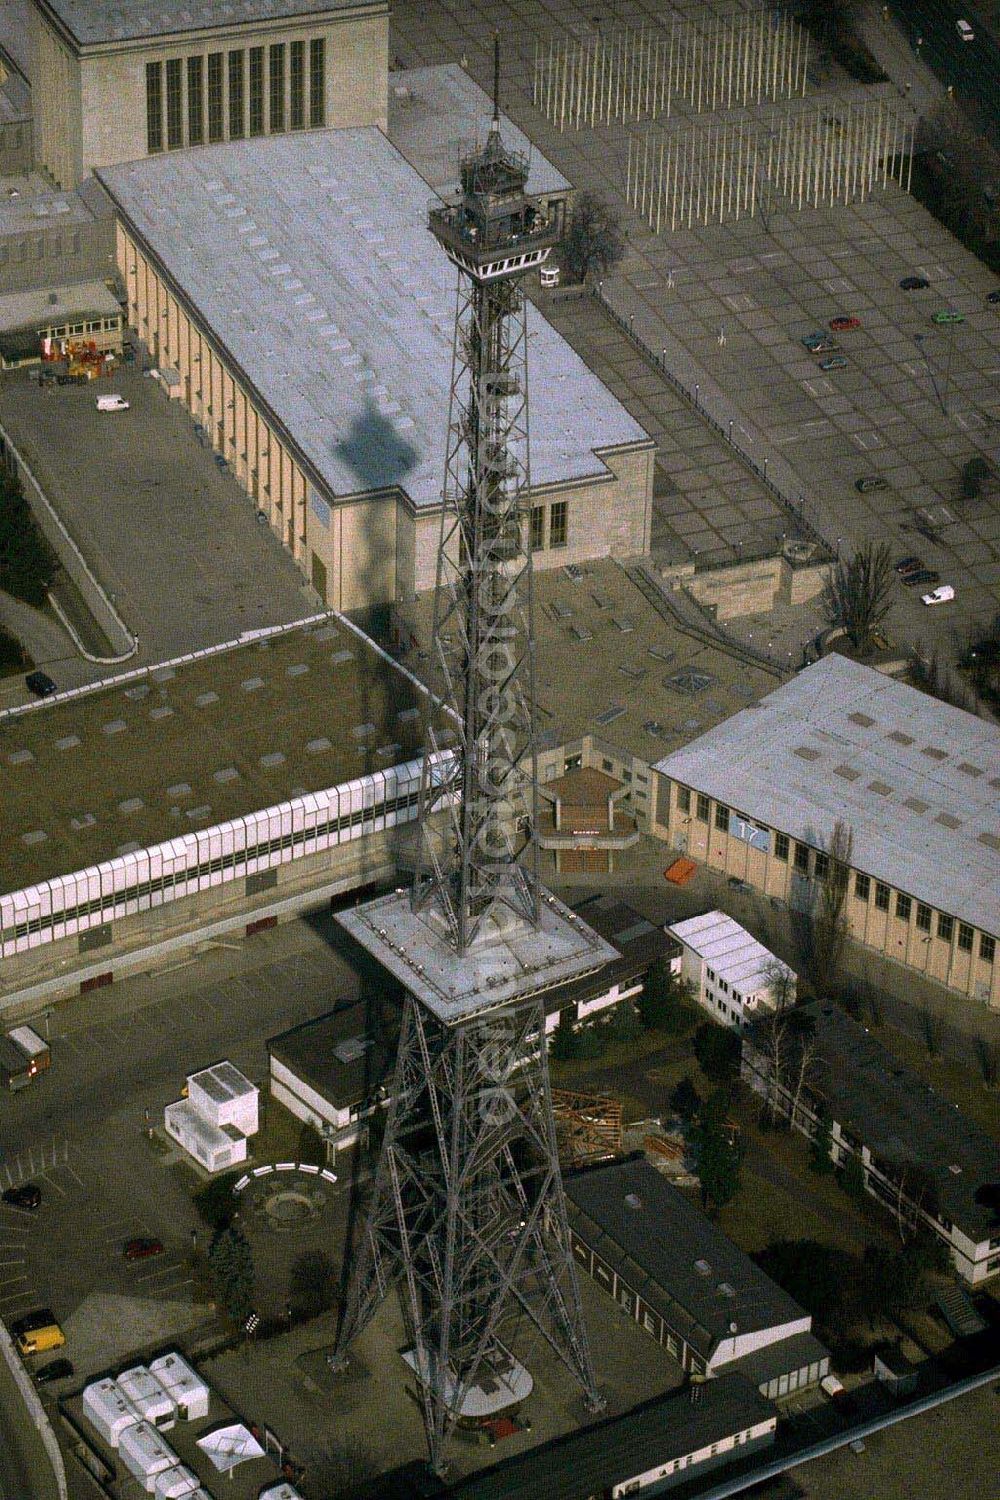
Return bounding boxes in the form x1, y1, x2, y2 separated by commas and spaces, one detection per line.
654, 654, 1000, 938
749, 1002, 1000, 1242
566, 1158, 809, 1360
450, 1374, 774, 1500
38, 0, 367, 48
267, 999, 396, 1110
729, 1330, 829, 1389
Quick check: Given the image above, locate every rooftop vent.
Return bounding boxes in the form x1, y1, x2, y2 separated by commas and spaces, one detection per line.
717, 1282, 736, 1298
694, 1258, 711, 1276
958, 763, 984, 778
888, 731, 914, 745
868, 780, 892, 796
795, 746, 821, 762
848, 712, 875, 727
935, 813, 962, 829
922, 746, 948, 761
624, 1193, 642, 1210
834, 765, 860, 781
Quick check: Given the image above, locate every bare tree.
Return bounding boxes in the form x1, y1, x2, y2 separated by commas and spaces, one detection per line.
560, 192, 626, 286
788, 1026, 819, 1134
811, 821, 854, 990
762, 957, 797, 1013
822, 543, 894, 658
756, 1008, 816, 1129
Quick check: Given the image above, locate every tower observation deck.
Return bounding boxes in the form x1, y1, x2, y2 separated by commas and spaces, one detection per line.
332, 38, 613, 1475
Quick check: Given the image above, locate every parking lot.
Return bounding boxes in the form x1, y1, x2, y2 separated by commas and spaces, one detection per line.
0, 365, 313, 677
389, 0, 1000, 668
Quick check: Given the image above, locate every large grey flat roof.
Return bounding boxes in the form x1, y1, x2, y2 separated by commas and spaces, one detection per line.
0, 614, 430, 893
388, 64, 569, 200
655, 654, 1000, 937
395, 559, 785, 762
566, 1157, 809, 1361
97, 130, 646, 512
37, 0, 375, 48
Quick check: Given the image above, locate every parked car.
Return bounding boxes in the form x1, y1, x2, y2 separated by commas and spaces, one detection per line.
932, 311, 965, 324
956, 18, 974, 41
11, 1309, 58, 1338
25, 670, 56, 699
855, 476, 887, 492
830, 316, 861, 331
901, 569, 940, 587
35, 1357, 74, 1384
922, 584, 955, 605
2, 1183, 41, 1211
820, 356, 848, 371
900, 276, 930, 290
895, 556, 924, 575
96, 393, 129, 412
802, 332, 840, 352
123, 1237, 164, 1261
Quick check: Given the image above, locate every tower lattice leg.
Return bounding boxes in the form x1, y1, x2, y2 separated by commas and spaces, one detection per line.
333, 991, 602, 1473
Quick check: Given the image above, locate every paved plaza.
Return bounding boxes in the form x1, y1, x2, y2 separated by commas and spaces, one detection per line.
390, 0, 1000, 667
0, 366, 314, 683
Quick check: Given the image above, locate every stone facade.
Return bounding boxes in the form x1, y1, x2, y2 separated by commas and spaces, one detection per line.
30, 0, 388, 187
651, 771, 1000, 1009
117, 221, 654, 612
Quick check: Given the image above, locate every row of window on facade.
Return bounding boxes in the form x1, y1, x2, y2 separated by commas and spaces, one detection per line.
146, 40, 326, 153
675, 783, 995, 964
41, 316, 121, 339
0, 232, 86, 264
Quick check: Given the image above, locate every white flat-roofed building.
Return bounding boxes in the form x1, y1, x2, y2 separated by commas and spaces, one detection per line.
96, 128, 653, 615
164, 1098, 248, 1173
118, 1421, 179, 1492
653, 655, 1000, 1010
82, 1378, 141, 1448
115, 1367, 177, 1430
148, 1354, 209, 1422
187, 1062, 258, 1136
667, 911, 794, 1029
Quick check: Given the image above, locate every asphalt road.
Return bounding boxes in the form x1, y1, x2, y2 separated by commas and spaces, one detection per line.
889, 0, 1000, 124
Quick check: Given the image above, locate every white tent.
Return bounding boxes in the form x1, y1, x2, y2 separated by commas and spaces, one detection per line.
154, 1465, 201, 1499
196, 1423, 265, 1473
117, 1366, 177, 1430
149, 1353, 210, 1422
82, 1378, 141, 1448
119, 1422, 179, 1493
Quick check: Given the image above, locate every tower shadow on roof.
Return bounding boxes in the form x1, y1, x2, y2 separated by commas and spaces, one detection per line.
333, 396, 419, 492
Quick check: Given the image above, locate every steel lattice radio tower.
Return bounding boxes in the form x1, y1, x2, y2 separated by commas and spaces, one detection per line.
332, 37, 613, 1476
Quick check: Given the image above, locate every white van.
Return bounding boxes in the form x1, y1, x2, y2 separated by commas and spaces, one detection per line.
96, 394, 129, 412
956, 19, 974, 41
